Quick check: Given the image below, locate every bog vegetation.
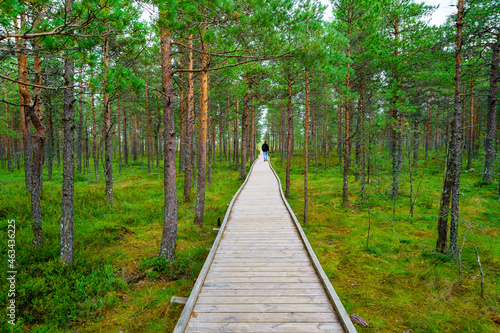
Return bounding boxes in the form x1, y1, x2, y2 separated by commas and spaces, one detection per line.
0, 0, 499, 332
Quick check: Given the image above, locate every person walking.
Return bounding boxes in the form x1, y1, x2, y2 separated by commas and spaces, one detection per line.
262, 141, 269, 162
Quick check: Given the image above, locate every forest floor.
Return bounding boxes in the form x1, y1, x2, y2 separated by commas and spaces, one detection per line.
0, 150, 499, 332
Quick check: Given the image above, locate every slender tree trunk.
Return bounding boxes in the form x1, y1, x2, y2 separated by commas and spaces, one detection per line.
360, 78, 367, 204
482, 34, 499, 184
29, 32, 45, 247
184, 35, 194, 202
304, 69, 310, 225
4, 83, 12, 172
103, 36, 113, 202
240, 76, 249, 179
16, 21, 33, 192
337, 102, 343, 164
133, 111, 138, 161
159, 27, 177, 262
234, 100, 239, 165
281, 103, 287, 165
448, 0, 464, 254
467, 77, 474, 170
77, 79, 83, 173
60, 0, 75, 264
118, 95, 122, 173
123, 104, 129, 166
47, 94, 54, 180
156, 94, 161, 168
179, 52, 186, 173
91, 83, 99, 180
390, 18, 400, 200
285, 75, 293, 198
194, 26, 209, 227
145, 64, 151, 174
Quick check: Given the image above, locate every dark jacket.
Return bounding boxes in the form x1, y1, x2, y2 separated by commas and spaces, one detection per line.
262, 143, 269, 152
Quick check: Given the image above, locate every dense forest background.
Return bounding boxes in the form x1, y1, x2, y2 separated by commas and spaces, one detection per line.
0, 0, 499, 332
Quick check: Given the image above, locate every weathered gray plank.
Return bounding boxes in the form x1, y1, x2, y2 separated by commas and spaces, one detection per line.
186, 312, 338, 323
185, 323, 343, 333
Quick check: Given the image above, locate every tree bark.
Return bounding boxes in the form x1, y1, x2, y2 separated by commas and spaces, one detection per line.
304, 69, 310, 225
4, 83, 12, 172
60, 0, 75, 264
179, 52, 186, 172
482, 34, 499, 184
103, 36, 113, 202
118, 95, 122, 173
448, 0, 464, 254
184, 35, 194, 202
91, 82, 99, 180
194, 25, 209, 227
77, 79, 83, 173
16, 20, 33, 192
145, 64, 151, 174
240, 76, 249, 179
123, 103, 128, 166
285, 74, 293, 198
159, 27, 177, 262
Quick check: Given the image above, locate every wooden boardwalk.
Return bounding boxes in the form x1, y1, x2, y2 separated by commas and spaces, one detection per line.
174, 154, 356, 332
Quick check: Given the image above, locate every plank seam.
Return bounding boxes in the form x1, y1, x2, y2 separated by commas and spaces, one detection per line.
268, 156, 358, 333
173, 157, 259, 333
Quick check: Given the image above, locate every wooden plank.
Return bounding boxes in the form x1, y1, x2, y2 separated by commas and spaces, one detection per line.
206, 271, 316, 277
204, 276, 320, 283
196, 295, 330, 304
198, 288, 326, 297
187, 312, 339, 323
192, 303, 334, 313
209, 266, 314, 272
202, 282, 325, 289
185, 322, 343, 332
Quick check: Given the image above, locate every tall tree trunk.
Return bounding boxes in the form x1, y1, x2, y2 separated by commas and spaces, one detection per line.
4, 83, 12, 172
285, 75, 293, 198
240, 76, 249, 179
304, 69, 310, 225
448, 0, 464, 254
77, 79, 83, 173
159, 27, 177, 262
92, 83, 99, 180
103, 36, 113, 202
234, 100, 239, 165
281, 103, 287, 165
118, 95, 122, 173
60, 0, 75, 264
156, 94, 161, 168
360, 77, 367, 204
16, 19, 33, 192
337, 102, 343, 164
179, 52, 186, 172
145, 64, 151, 174
29, 31, 45, 247
133, 111, 138, 161
123, 103, 128, 166
482, 34, 499, 184
436, 133, 455, 253
184, 35, 194, 202
47, 94, 54, 180
390, 18, 400, 200
194, 26, 209, 227
467, 77, 474, 169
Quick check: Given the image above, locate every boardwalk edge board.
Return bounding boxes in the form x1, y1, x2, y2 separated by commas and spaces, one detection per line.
268, 157, 358, 333
173, 157, 260, 333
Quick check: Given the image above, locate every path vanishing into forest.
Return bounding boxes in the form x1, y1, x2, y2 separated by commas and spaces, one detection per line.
174, 153, 357, 332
